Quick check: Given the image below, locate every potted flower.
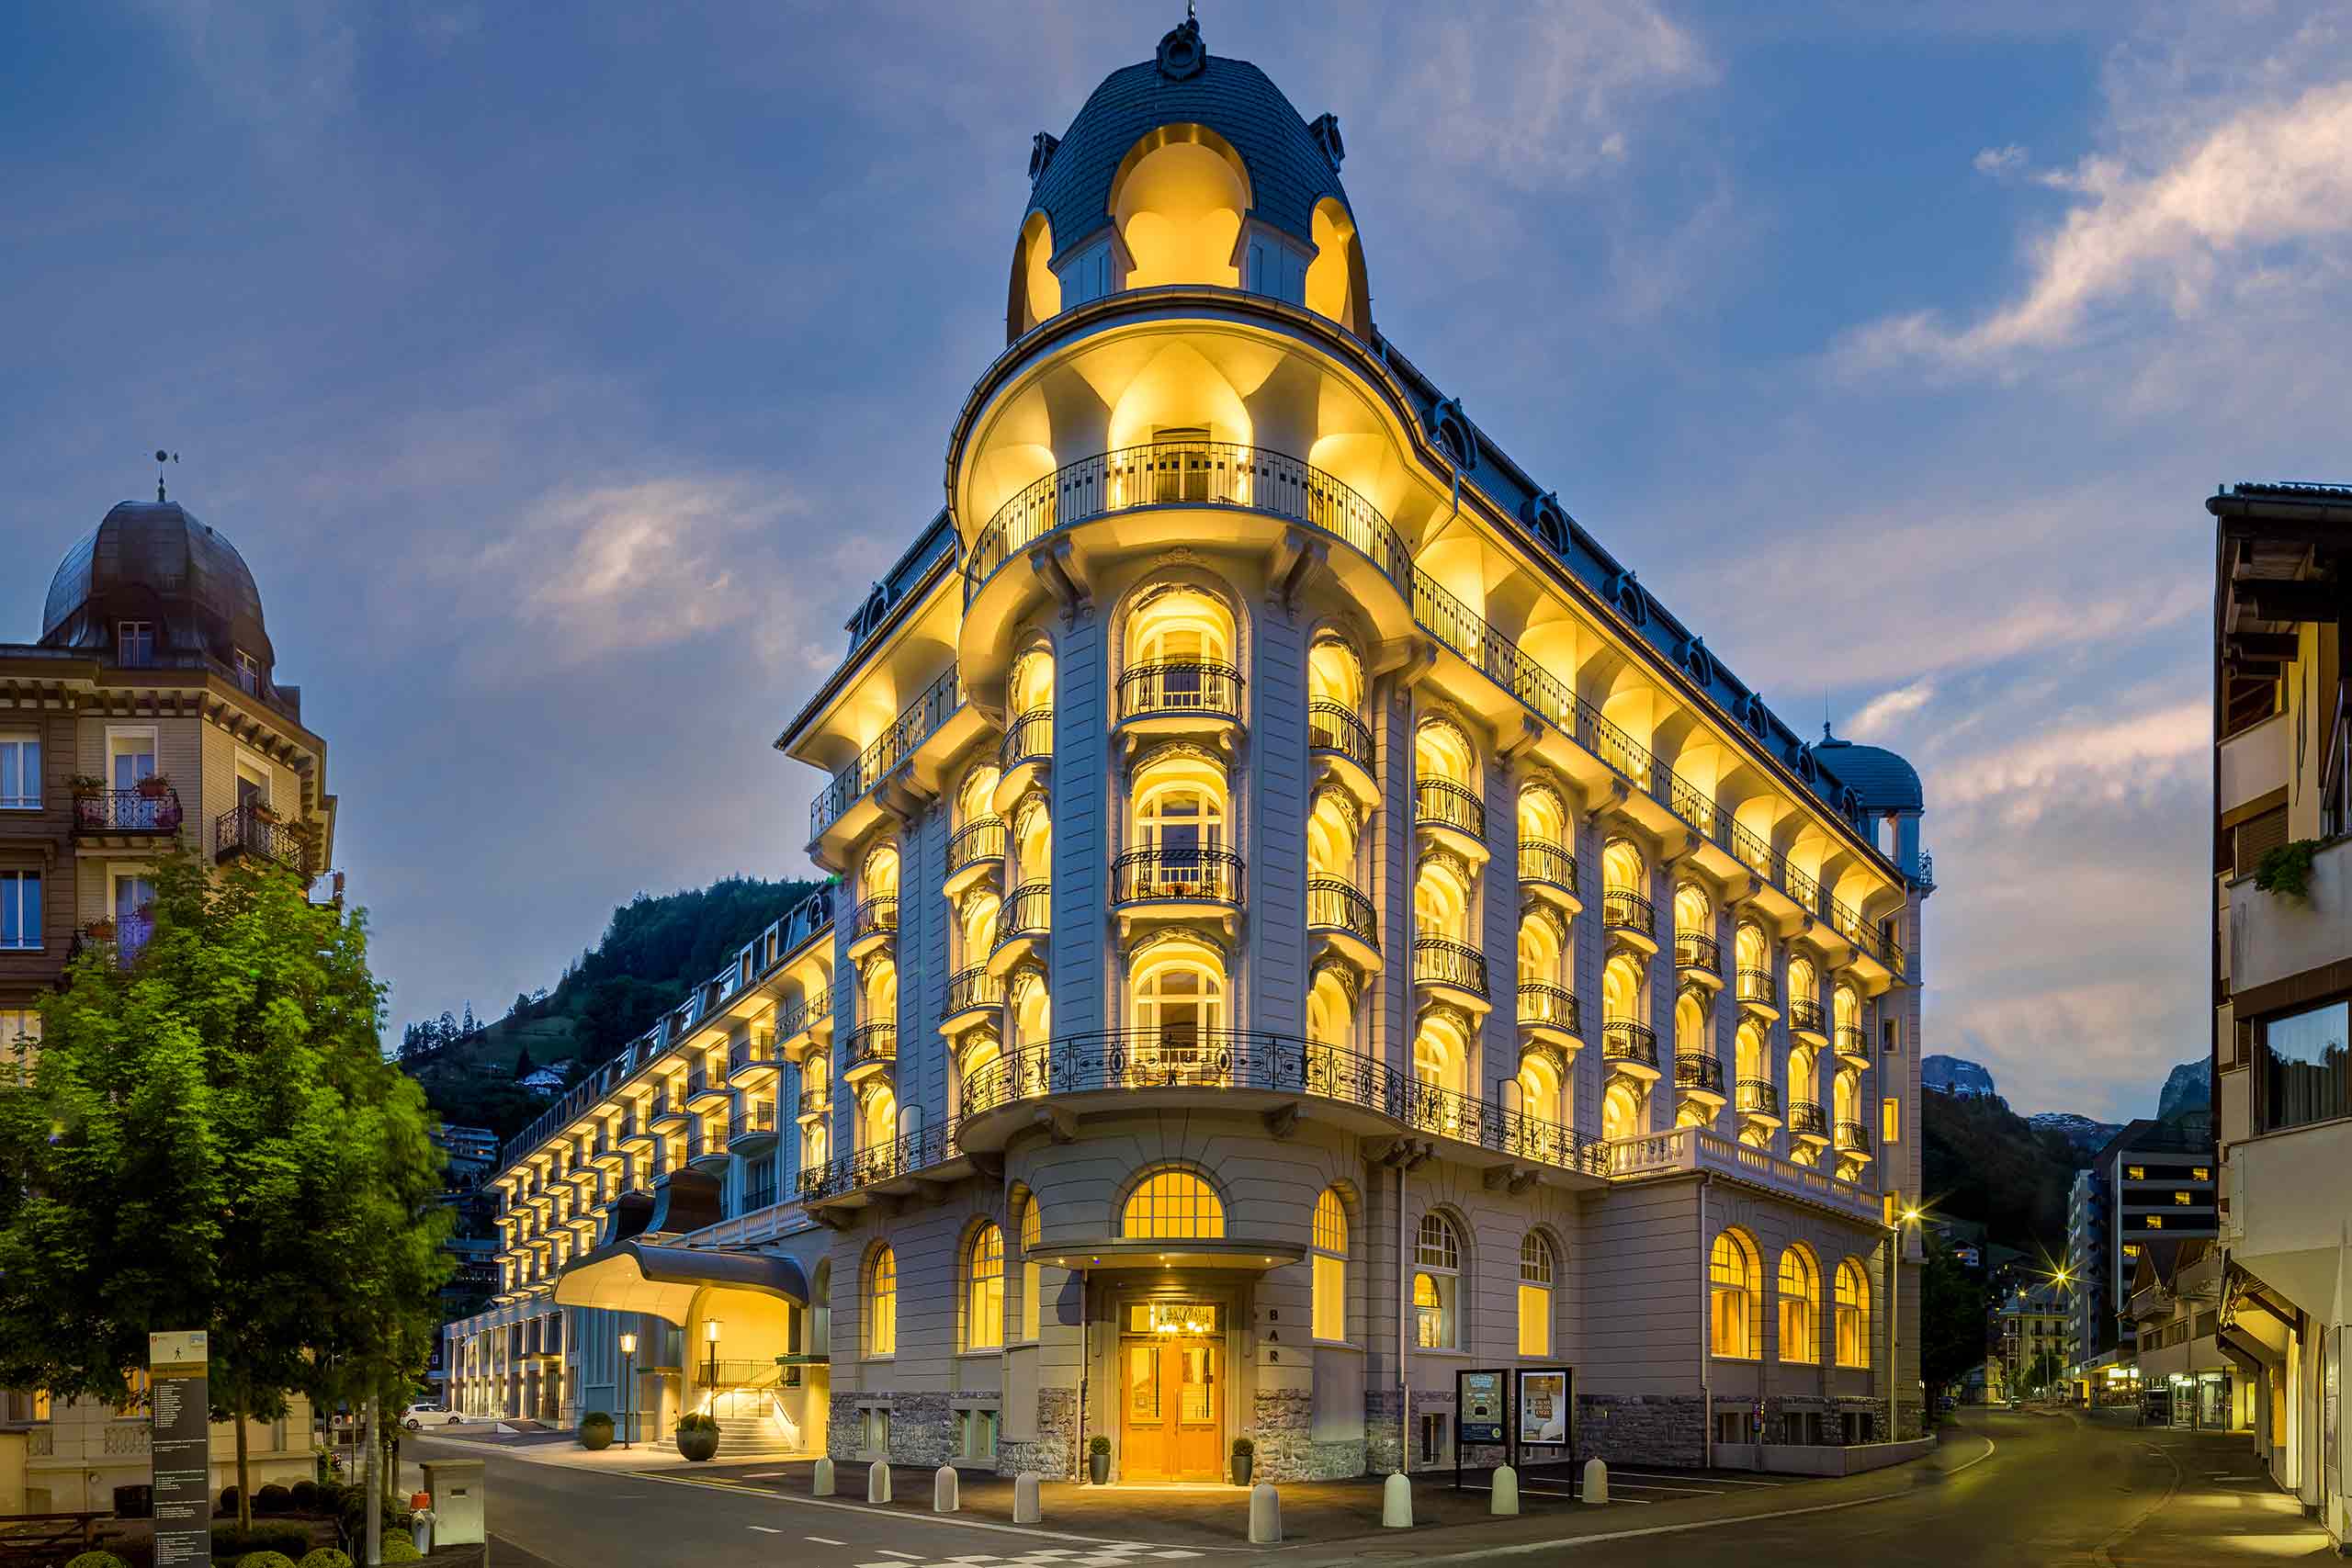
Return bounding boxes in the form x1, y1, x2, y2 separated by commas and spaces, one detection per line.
69, 774, 105, 799
1088, 1433, 1111, 1485
136, 772, 172, 800
674, 1411, 719, 1462
578, 1412, 614, 1451
70, 775, 106, 830
86, 918, 115, 941
1230, 1436, 1254, 1486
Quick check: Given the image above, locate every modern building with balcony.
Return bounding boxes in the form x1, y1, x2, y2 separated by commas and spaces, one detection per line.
2065, 1115, 2218, 1387
446, 18, 1931, 1479
2211, 480, 2352, 1544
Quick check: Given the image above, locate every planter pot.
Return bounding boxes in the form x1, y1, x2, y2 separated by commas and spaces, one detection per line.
1089, 1451, 1110, 1485
676, 1426, 719, 1462
1232, 1454, 1252, 1486
579, 1422, 613, 1452
137, 779, 170, 798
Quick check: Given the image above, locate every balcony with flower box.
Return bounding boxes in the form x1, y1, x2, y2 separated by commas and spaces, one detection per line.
72, 784, 183, 845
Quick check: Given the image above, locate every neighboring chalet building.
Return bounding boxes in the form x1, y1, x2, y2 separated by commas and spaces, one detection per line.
0, 487, 336, 1509
447, 19, 1932, 1478
2211, 480, 2352, 1546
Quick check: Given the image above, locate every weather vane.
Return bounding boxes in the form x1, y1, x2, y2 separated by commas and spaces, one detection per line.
154, 448, 178, 503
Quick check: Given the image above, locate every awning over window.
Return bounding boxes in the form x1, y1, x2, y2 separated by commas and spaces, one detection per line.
553, 1240, 808, 1324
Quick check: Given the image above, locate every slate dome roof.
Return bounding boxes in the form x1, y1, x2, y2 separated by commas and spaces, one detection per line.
40, 499, 274, 671
1026, 16, 1353, 256
1815, 729, 1923, 813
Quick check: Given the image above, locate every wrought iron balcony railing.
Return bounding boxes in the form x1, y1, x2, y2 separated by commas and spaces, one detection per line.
1110, 846, 1244, 907
1736, 967, 1777, 1008
943, 964, 1002, 1016
1789, 998, 1826, 1035
729, 1035, 775, 1077
1307, 699, 1374, 772
946, 817, 1006, 878
1413, 936, 1489, 998
1835, 1119, 1872, 1154
1118, 660, 1242, 725
1519, 839, 1577, 893
1306, 877, 1378, 949
1788, 1100, 1828, 1138
215, 804, 306, 874
1675, 1053, 1724, 1094
1736, 1079, 1781, 1118
852, 896, 899, 945
993, 882, 1050, 949
847, 1022, 898, 1071
1603, 888, 1655, 937
1676, 931, 1720, 973
1517, 983, 1578, 1034
808, 666, 962, 840
730, 1100, 777, 1141
74, 788, 182, 834
1001, 707, 1053, 770
1415, 777, 1486, 840
1602, 1020, 1658, 1069
1834, 1024, 1869, 1060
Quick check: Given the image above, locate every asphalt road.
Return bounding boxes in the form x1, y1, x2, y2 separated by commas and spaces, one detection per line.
422, 1412, 2334, 1568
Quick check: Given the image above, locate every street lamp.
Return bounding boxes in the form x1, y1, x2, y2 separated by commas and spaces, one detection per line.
705, 1319, 722, 1405
618, 1332, 637, 1450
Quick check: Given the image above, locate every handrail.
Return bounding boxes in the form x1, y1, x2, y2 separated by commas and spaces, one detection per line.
1833, 1024, 1869, 1060
1308, 699, 1374, 772
993, 882, 1050, 949
1736, 967, 1776, 1008
1675, 931, 1720, 972
215, 804, 306, 874
1603, 889, 1655, 936
944, 964, 1002, 1016
1306, 877, 1378, 949
1788, 1100, 1828, 1138
1118, 660, 1243, 724
1517, 983, 1579, 1034
852, 896, 899, 943
1674, 1053, 1724, 1094
808, 666, 963, 840
1602, 1020, 1658, 1068
1788, 998, 1826, 1035
74, 788, 183, 833
1413, 936, 1489, 998
730, 1100, 777, 1139
947, 817, 1006, 877
1736, 1079, 1780, 1118
797, 1116, 954, 1201
1001, 707, 1053, 770
1519, 839, 1577, 892
1415, 777, 1486, 840
1835, 1119, 1872, 1154
847, 1022, 898, 1068
1110, 846, 1245, 906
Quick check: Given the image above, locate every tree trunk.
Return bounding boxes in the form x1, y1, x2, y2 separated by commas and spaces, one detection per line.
234, 1391, 252, 1533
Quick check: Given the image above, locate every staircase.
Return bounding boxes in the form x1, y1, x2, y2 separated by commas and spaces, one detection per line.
673, 1361, 809, 1457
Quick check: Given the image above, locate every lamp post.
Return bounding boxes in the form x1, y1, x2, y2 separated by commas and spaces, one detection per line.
618, 1331, 637, 1450
705, 1319, 722, 1408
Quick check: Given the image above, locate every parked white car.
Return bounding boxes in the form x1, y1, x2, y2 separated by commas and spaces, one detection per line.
401, 1404, 466, 1430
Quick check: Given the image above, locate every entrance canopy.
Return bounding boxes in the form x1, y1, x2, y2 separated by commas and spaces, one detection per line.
1028, 1237, 1306, 1272
554, 1240, 808, 1325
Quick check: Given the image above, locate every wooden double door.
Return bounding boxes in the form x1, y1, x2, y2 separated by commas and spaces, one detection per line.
1120, 1334, 1223, 1482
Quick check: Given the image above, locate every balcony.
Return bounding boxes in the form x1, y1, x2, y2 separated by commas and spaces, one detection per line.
1306, 876, 1379, 971
989, 881, 1051, 974
843, 1021, 897, 1085
1787, 1100, 1828, 1144
998, 707, 1054, 801
1117, 660, 1243, 741
808, 665, 963, 850
727, 1035, 777, 1088
1736, 966, 1778, 1020
1675, 1052, 1726, 1102
686, 1123, 732, 1173
797, 1117, 956, 1205
1519, 839, 1579, 913
1603, 889, 1658, 954
1602, 1020, 1660, 1078
214, 804, 307, 876
941, 964, 1003, 1034
2229, 834, 2352, 998
1675, 930, 1722, 985
729, 1100, 780, 1156
1517, 983, 1580, 1050
1415, 778, 1487, 862
645, 1089, 687, 1131
614, 1110, 650, 1153
1835, 1119, 1872, 1158
684, 1063, 731, 1110
1736, 1078, 1781, 1125
1789, 998, 1827, 1043
795, 1080, 831, 1126
73, 787, 183, 840
2219, 708, 2290, 820
847, 896, 898, 962
1413, 936, 1490, 1012
1110, 845, 1244, 928
1833, 1024, 1871, 1068
1308, 699, 1378, 809
1607, 1125, 1880, 1224
944, 816, 1006, 899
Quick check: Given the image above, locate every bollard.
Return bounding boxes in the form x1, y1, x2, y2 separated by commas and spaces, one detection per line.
812, 1455, 835, 1496
933, 1464, 958, 1513
1012, 1471, 1041, 1525
1489, 1463, 1519, 1517
1382, 1471, 1413, 1529
1582, 1457, 1608, 1506
867, 1460, 893, 1503
1248, 1481, 1282, 1544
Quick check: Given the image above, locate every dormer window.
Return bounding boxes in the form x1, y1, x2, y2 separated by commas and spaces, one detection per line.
234, 649, 262, 694
118, 621, 155, 667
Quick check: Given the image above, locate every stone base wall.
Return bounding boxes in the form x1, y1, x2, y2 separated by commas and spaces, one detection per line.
1364, 1388, 1403, 1476
997, 1387, 1079, 1480
1244, 1389, 1361, 1482
824, 1391, 952, 1467
1575, 1393, 1705, 1468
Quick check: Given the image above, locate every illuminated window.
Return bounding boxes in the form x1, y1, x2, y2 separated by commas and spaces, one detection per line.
2127, 1166, 2145, 1180
1020, 1197, 1043, 1341
965, 1224, 1004, 1351
1779, 1246, 1820, 1364
2174, 1191, 2191, 1206
867, 1246, 898, 1358
1882, 1097, 1900, 1145
1124, 1168, 1224, 1239
1710, 1229, 1759, 1359
1835, 1259, 1871, 1368
2192, 1168, 2210, 1182
2146, 1215, 2164, 1230
2123, 1243, 2142, 1259
1518, 1234, 1555, 1358
1312, 1190, 1348, 1341
1415, 1214, 1461, 1349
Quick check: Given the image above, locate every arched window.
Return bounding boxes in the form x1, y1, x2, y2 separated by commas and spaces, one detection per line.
1735, 1019, 1768, 1085
1112, 124, 1250, 291
1710, 1229, 1760, 1359
1312, 1189, 1348, 1340
1516, 1049, 1564, 1126
867, 1245, 898, 1358
1414, 852, 1474, 944
1010, 209, 1059, 337
960, 890, 999, 967
1306, 634, 1363, 714
1836, 1259, 1871, 1367
1518, 783, 1567, 855
1673, 882, 1711, 941
1518, 1233, 1556, 1358
1412, 1008, 1470, 1097
802, 1118, 829, 1173
1020, 1196, 1044, 1341
863, 955, 898, 1026
1011, 649, 1055, 717
1304, 197, 1367, 334
1129, 940, 1227, 1068
1602, 1078, 1644, 1141
965, 1224, 1004, 1351
1601, 837, 1644, 896
1011, 967, 1051, 1049
1124, 1168, 1224, 1239
1415, 720, 1476, 787
860, 1083, 899, 1154
1131, 752, 1227, 861
1306, 789, 1360, 883
1013, 796, 1053, 886
1414, 1213, 1462, 1348
1603, 953, 1644, 1024
957, 765, 1001, 828
862, 844, 900, 903
1779, 1246, 1820, 1364
1306, 966, 1356, 1047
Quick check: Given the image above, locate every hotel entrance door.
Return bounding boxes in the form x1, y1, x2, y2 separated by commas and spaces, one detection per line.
1120, 1303, 1222, 1482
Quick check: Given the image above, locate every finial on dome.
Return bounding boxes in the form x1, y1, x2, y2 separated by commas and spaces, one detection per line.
1158, 7, 1205, 79
154, 448, 177, 503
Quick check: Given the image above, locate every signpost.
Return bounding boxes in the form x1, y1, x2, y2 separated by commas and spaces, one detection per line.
149, 1329, 210, 1567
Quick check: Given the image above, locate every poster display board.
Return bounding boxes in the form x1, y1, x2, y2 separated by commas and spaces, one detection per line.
150, 1329, 211, 1567
1453, 1366, 1576, 1491
1518, 1367, 1572, 1447
1459, 1370, 1506, 1446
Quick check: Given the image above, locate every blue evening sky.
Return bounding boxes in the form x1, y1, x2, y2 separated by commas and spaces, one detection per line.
6, 2, 2346, 1121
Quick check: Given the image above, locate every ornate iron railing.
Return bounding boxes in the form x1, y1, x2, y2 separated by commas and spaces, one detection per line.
1413, 936, 1489, 998
1736, 967, 1776, 1009
215, 804, 306, 874
1517, 983, 1579, 1034
1603, 888, 1655, 937
1308, 699, 1374, 772
730, 1100, 777, 1141
797, 1116, 954, 1201
1676, 931, 1720, 973
1001, 707, 1053, 770
1519, 838, 1577, 893
947, 816, 1006, 878
1675, 1053, 1724, 1094
1789, 998, 1826, 1035
1736, 1079, 1781, 1118
1788, 1100, 1828, 1139
1602, 1020, 1658, 1069
1835, 1119, 1872, 1155
74, 788, 182, 833
1306, 877, 1378, 948
1119, 660, 1242, 724
847, 1022, 898, 1071
808, 667, 963, 840
1834, 1024, 1869, 1061
993, 882, 1050, 949
1415, 777, 1486, 840
852, 896, 899, 945
943, 964, 1002, 1017
1110, 846, 1244, 907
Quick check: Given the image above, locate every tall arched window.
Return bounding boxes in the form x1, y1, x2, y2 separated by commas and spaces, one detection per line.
1124, 1168, 1224, 1239
1131, 753, 1227, 862
1020, 1197, 1044, 1340
1836, 1259, 1871, 1367
862, 844, 900, 903
1601, 837, 1644, 896
860, 1083, 899, 1154
867, 1245, 898, 1358
1710, 1229, 1759, 1359
1311, 1189, 1348, 1340
1516, 1049, 1564, 1127
1602, 1078, 1644, 1141
1414, 1213, 1462, 1349
1011, 967, 1051, 1050
1517, 1233, 1556, 1358
1129, 941, 1227, 1075
1779, 1246, 1820, 1364
965, 1224, 1004, 1351
1412, 1008, 1471, 1098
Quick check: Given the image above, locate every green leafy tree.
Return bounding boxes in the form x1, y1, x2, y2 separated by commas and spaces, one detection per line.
0, 851, 448, 1530
1918, 1235, 1989, 1398
2025, 1347, 2064, 1394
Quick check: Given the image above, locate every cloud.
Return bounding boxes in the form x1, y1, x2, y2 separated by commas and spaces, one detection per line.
1973, 142, 2030, 175
1934, 699, 2206, 818
1845, 79, 2352, 369
1848, 679, 1934, 738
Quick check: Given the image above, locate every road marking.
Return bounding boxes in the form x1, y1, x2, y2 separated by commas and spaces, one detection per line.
1412, 1434, 1997, 1562
877, 1555, 922, 1562
741, 1472, 789, 1479
626, 1472, 1261, 1551
1608, 1472, 1789, 1486
748, 1525, 783, 1534
807, 1538, 846, 1546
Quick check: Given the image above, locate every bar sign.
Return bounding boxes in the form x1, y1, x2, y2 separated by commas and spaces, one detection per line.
149, 1330, 210, 1567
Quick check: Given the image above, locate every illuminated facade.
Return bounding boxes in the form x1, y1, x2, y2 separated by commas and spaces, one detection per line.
449, 18, 1929, 1477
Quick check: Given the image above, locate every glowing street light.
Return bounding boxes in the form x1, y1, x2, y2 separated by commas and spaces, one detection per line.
618, 1331, 638, 1450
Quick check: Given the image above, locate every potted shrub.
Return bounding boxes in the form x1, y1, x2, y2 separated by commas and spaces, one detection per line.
136, 773, 172, 799
675, 1411, 720, 1462
578, 1411, 615, 1451
1230, 1436, 1254, 1486
86, 918, 116, 941
1088, 1433, 1112, 1485
69, 774, 105, 799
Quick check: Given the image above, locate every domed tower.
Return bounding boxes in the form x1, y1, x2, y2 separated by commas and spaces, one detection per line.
0, 488, 334, 1022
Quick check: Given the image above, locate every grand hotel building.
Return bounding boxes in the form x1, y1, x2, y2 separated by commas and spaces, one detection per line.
447, 19, 1932, 1481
